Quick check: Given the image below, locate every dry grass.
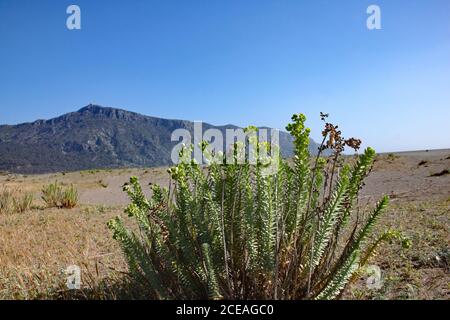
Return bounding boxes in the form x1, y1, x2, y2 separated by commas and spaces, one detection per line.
0, 205, 128, 299
0, 188, 15, 215
344, 199, 450, 300
41, 182, 79, 209
0, 188, 33, 215
0, 197, 447, 300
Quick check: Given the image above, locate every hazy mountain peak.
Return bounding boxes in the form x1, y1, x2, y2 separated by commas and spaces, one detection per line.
0, 105, 321, 174
75, 104, 139, 120
78, 103, 106, 113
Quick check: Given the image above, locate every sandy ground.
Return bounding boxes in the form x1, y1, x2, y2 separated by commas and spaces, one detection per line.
361, 149, 450, 203
0, 149, 449, 299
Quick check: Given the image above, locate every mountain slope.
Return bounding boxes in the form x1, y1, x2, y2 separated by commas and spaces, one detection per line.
0, 104, 321, 174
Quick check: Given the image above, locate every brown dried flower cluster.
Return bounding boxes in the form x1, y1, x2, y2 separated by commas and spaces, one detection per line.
320, 113, 362, 154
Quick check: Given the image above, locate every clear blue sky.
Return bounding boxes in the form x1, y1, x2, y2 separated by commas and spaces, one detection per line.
0, 0, 449, 152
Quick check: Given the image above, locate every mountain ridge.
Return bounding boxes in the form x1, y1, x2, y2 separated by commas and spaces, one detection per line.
0, 104, 321, 174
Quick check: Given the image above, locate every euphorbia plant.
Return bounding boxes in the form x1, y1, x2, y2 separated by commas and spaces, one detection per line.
108, 113, 392, 299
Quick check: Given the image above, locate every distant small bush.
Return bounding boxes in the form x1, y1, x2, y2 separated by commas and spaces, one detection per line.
99, 180, 108, 188
42, 182, 78, 209
0, 188, 15, 214
0, 188, 34, 214
61, 185, 78, 208
387, 153, 397, 161
13, 192, 34, 213
42, 182, 63, 208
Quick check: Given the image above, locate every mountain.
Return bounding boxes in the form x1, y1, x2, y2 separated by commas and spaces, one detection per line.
0, 104, 321, 174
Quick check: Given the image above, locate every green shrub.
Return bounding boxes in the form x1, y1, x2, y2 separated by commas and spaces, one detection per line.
13, 192, 34, 213
42, 182, 78, 209
42, 182, 63, 208
108, 113, 391, 300
61, 184, 78, 209
0, 188, 34, 214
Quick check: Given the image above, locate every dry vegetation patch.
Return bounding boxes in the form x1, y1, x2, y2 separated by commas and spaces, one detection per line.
0, 206, 127, 299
